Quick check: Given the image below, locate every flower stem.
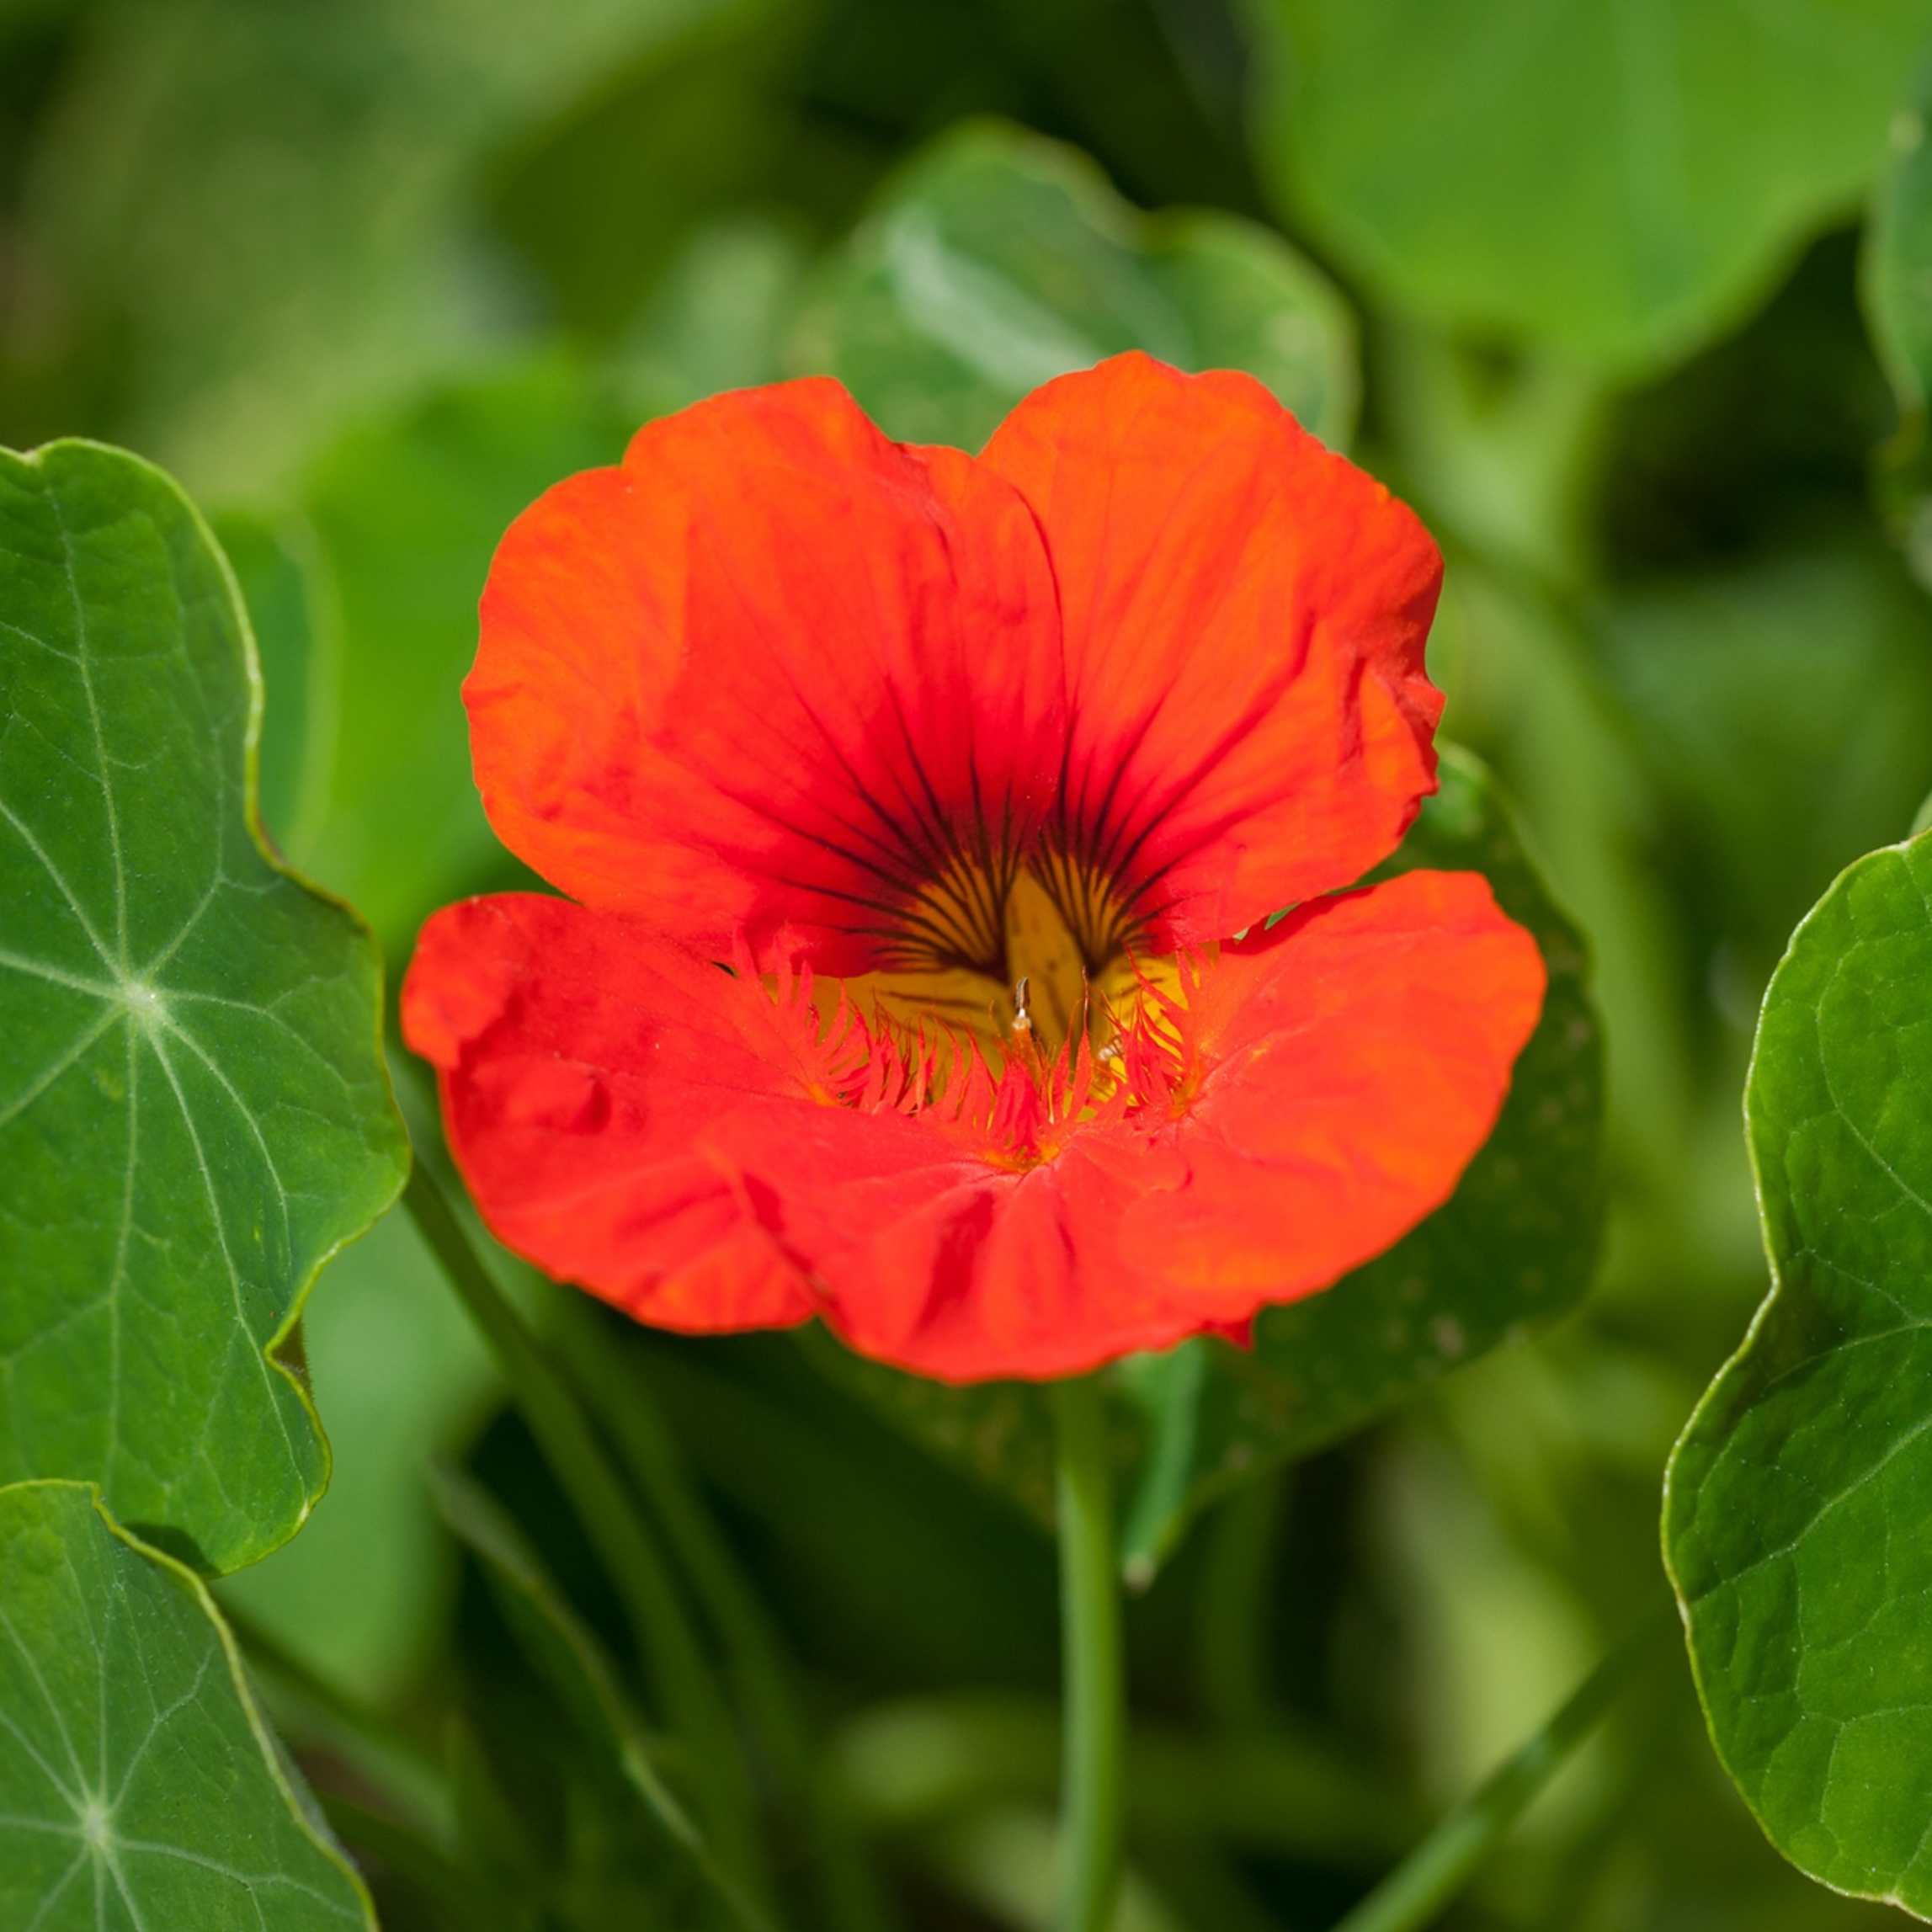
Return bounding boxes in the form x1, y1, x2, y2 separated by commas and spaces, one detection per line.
1052, 1373, 1126, 1932
550, 1299, 895, 1932
1329, 1609, 1670, 1932
401, 1162, 772, 1911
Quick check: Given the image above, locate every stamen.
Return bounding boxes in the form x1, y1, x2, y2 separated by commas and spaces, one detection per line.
1012, 974, 1033, 1034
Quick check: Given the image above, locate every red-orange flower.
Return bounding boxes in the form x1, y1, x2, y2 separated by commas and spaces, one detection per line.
402, 354, 1545, 1383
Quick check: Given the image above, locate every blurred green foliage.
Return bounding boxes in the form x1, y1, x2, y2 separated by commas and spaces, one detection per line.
7, 0, 1932, 1926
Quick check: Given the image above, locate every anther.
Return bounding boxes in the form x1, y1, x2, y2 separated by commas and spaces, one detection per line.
1012, 975, 1033, 1035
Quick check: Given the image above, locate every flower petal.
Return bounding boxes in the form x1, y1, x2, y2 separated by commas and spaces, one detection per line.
1115, 868, 1546, 1300
980, 353, 1444, 944
399, 891, 1199, 1372
467, 380, 1064, 972
402, 894, 822, 1330
399, 874, 1539, 1383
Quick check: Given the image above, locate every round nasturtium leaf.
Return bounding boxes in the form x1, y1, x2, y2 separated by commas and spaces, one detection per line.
1666, 827, 1932, 1915
0, 1480, 375, 1932
0, 440, 407, 1577
791, 116, 1358, 453
1252, 0, 1932, 375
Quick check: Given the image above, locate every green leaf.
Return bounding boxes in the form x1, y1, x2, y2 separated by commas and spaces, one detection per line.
217, 1210, 497, 1698
791, 117, 1357, 453
0, 439, 407, 1575
1666, 828, 1932, 1916
212, 511, 339, 860
429, 1464, 768, 1932
0, 1479, 375, 1930
1603, 522, 1932, 984
614, 216, 815, 422
1864, 59, 1932, 586
1251, 0, 1932, 374
428, 1466, 699, 1855
803, 749, 1605, 1575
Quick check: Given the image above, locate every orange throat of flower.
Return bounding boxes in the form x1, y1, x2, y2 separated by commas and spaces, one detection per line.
794, 853, 1197, 1168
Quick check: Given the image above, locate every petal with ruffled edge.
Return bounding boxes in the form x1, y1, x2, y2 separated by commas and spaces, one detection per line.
980, 353, 1444, 948
467, 379, 1065, 975
400, 870, 1543, 1382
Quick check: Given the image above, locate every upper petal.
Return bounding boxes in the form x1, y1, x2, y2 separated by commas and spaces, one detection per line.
980, 353, 1444, 945
467, 379, 1065, 973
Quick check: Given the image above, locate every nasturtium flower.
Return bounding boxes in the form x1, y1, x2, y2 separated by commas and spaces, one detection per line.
402, 354, 1544, 1382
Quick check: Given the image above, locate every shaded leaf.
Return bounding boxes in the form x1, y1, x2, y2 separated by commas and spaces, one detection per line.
429, 1464, 767, 1932
0, 1478, 374, 1930
791, 117, 1356, 452
219, 1210, 498, 1698
0, 439, 407, 1574
1603, 522, 1932, 986
1666, 828, 1932, 1917
213, 510, 338, 859
1864, 58, 1932, 586
1252, 0, 1932, 374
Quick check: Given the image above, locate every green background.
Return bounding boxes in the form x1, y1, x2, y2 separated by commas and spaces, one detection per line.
7, 0, 1932, 1926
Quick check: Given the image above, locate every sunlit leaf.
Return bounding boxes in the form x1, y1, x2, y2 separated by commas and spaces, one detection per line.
0, 1479, 375, 1931
1666, 826, 1932, 1916
1252, 0, 1932, 374
0, 440, 407, 1575
792, 117, 1356, 452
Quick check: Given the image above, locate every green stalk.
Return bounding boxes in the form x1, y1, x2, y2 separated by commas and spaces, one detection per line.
549, 1301, 894, 1932
224, 1603, 450, 1834
1330, 1611, 1670, 1932
401, 1163, 772, 1909
1051, 1375, 1126, 1932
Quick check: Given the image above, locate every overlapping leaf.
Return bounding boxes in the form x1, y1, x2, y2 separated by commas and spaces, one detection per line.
1253, 0, 1932, 374
0, 440, 407, 1574
0, 1479, 374, 1931
792, 118, 1356, 451
1666, 828, 1932, 1917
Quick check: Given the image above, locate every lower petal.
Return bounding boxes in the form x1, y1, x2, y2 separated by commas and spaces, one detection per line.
1119, 868, 1546, 1298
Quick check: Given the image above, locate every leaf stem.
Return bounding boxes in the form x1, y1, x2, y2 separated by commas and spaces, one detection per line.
1329, 1609, 1670, 1932
1052, 1374, 1126, 1932
401, 1163, 772, 1908
223, 1602, 450, 1830
550, 1301, 896, 1932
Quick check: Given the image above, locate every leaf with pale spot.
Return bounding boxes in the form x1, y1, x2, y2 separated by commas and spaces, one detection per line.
1666, 828, 1932, 1917
790, 118, 1357, 454
0, 1479, 374, 1932
0, 440, 407, 1576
